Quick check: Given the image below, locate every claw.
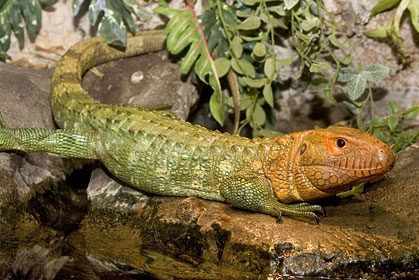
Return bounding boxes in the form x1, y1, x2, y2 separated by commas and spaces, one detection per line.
320, 207, 326, 217
313, 213, 320, 225
276, 212, 282, 223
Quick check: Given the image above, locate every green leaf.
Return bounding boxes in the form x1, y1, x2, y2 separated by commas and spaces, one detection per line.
214, 57, 230, 78
231, 36, 243, 58
371, 117, 387, 127
402, 105, 419, 119
231, 58, 244, 75
324, 89, 336, 105
243, 77, 266, 88
0, 0, 57, 51
346, 74, 366, 100
98, 12, 127, 47
271, 6, 286, 16
362, 64, 389, 82
284, 0, 299, 10
277, 57, 294, 66
0, 50, 10, 61
237, 58, 256, 78
309, 78, 329, 91
21, 0, 42, 39
264, 57, 276, 78
388, 101, 399, 114
328, 33, 346, 49
338, 67, 358, 82
86, 0, 138, 47
136, 6, 153, 20
373, 129, 391, 143
263, 84, 274, 107
209, 90, 225, 126
253, 42, 266, 58
301, 17, 320, 31
370, 0, 401, 19
240, 96, 253, 110
388, 115, 399, 132
236, 10, 251, 18
364, 24, 389, 38
309, 62, 329, 73
408, 0, 419, 32
238, 15, 261, 30
253, 104, 266, 126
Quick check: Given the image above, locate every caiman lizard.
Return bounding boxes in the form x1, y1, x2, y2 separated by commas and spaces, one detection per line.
0, 30, 395, 223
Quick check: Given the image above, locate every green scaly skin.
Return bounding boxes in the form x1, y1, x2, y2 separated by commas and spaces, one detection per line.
0, 30, 396, 223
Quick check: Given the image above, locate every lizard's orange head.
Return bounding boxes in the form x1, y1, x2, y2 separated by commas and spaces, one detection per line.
296, 127, 395, 199
266, 127, 395, 203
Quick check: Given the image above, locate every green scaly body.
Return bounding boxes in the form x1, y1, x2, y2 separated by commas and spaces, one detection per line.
0, 30, 395, 222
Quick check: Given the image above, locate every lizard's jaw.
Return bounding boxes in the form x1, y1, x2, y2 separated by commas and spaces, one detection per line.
303, 151, 395, 194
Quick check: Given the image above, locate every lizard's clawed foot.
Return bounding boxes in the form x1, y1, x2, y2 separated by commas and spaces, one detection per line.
267, 201, 324, 224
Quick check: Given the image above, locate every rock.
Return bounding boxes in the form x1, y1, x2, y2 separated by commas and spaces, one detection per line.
83, 50, 198, 120
65, 144, 418, 279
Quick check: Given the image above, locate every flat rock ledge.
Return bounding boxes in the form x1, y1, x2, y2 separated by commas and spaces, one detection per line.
4, 144, 416, 280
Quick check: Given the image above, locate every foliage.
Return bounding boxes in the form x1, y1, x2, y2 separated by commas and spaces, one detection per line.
154, 2, 225, 124
156, 0, 361, 135
0, 0, 417, 151
369, 103, 419, 153
0, 0, 57, 61
73, 0, 138, 47
365, 0, 419, 64
0, 0, 143, 60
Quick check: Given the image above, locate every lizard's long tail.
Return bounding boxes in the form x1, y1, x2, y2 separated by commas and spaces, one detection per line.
50, 30, 166, 129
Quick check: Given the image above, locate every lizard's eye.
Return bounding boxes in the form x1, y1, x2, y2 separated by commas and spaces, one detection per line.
299, 143, 307, 155
336, 138, 347, 148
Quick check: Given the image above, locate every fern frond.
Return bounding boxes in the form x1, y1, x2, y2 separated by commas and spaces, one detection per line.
155, 3, 225, 125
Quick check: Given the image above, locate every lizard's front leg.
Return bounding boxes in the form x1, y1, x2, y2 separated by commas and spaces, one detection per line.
219, 176, 323, 223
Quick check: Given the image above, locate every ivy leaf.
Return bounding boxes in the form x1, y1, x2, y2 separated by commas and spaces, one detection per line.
362, 64, 389, 82
155, 4, 225, 125
346, 74, 366, 100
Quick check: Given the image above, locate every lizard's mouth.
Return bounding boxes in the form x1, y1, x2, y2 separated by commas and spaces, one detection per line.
302, 155, 395, 193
